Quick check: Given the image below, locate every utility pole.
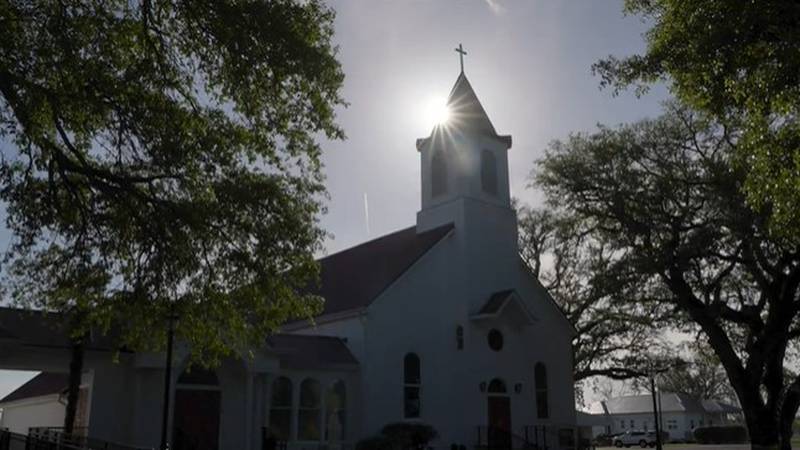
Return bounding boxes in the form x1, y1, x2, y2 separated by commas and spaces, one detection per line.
650, 376, 663, 450
160, 312, 178, 450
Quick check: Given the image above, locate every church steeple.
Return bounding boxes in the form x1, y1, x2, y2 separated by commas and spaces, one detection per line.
416, 71, 513, 233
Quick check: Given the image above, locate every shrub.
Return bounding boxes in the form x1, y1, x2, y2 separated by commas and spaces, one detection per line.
380, 423, 439, 450
356, 435, 395, 450
693, 425, 748, 444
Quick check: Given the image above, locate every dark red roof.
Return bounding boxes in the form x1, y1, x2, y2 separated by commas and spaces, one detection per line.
267, 334, 358, 369
0, 307, 120, 351
0, 308, 121, 351
313, 223, 454, 316
0, 372, 68, 403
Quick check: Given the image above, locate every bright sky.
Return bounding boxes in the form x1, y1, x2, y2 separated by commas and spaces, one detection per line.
0, 1, 669, 402
320, 0, 668, 254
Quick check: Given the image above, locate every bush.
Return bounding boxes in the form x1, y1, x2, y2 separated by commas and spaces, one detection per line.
356, 435, 395, 450
380, 423, 438, 450
693, 425, 748, 444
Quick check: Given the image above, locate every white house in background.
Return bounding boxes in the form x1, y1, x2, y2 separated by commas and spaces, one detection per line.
0, 373, 69, 434
588, 393, 742, 441
0, 69, 577, 450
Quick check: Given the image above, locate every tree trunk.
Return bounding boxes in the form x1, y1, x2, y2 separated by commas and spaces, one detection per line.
63, 336, 85, 435
778, 379, 800, 450
742, 407, 780, 450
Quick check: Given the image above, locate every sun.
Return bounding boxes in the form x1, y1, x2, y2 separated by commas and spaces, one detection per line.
423, 95, 450, 127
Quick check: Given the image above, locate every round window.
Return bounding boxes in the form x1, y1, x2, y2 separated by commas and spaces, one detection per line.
487, 329, 504, 351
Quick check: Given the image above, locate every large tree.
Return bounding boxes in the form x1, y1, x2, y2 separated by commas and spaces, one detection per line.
593, 0, 800, 242
534, 104, 800, 449
518, 206, 667, 392
657, 340, 738, 405
0, 0, 344, 418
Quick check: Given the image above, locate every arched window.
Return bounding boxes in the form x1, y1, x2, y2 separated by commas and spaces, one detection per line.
488, 378, 507, 394
481, 149, 497, 195
269, 377, 293, 440
535, 363, 549, 419
403, 353, 421, 419
431, 151, 447, 197
456, 325, 464, 350
299, 378, 322, 440
325, 380, 346, 442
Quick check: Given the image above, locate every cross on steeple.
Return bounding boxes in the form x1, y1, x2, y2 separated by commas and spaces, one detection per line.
455, 43, 467, 73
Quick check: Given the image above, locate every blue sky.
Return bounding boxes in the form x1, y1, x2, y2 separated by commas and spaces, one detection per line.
0, 1, 669, 401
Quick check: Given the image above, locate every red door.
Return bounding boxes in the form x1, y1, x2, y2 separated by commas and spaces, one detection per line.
172, 389, 221, 450
487, 396, 512, 450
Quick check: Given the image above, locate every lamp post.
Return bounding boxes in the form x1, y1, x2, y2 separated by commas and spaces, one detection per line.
160, 311, 178, 450
646, 360, 687, 450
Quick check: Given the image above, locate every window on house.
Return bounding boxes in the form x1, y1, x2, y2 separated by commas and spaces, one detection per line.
481, 149, 498, 195
269, 377, 293, 440
431, 151, 447, 197
690, 419, 695, 429
298, 379, 322, 440
535, 363, 549, 419
630, 420, 635, 429
404, 353, 421, 419
456, 325, 464, 350
325, 380, 346, 442
621, 421, 625, 429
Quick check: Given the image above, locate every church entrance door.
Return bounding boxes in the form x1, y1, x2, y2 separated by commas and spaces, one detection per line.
487, 396, 511, 450
172, 369, 221, 450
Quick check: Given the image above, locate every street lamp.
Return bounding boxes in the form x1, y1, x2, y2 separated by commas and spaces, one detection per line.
646, 360, 688, 450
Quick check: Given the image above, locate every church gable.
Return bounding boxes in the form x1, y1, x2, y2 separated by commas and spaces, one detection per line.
516, 259, 577, 338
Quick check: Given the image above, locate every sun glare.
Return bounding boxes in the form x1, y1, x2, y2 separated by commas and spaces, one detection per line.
424, 96, 450, 127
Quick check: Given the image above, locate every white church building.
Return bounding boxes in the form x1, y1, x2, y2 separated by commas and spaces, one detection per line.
0, 71, 577, 450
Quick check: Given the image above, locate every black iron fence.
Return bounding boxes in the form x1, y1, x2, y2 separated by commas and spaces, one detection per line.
260, 427, 353, 450
23, 427, 151, 450
475, 425, 577, 450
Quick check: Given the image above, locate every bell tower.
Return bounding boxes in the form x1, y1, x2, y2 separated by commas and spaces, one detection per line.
416, 69, 514, 231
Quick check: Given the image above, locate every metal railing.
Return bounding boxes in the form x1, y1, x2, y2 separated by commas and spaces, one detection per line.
474, 426, 534, 450
474, 425, 578, 450
261, 427, 353, 450
27, 427, 152, 450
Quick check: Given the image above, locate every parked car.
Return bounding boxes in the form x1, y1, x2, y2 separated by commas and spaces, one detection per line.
612, 430, 656, 448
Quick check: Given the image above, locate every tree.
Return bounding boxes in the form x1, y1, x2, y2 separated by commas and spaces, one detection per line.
534, 103, 800, 449
518, 207, 668, 390
657, 340, 738, 405
0, 0, 345, 424
593, 0, 800, 242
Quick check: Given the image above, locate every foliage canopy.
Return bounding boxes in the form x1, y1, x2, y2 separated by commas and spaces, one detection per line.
594, 0, 800, 241
0, 0, 346, 363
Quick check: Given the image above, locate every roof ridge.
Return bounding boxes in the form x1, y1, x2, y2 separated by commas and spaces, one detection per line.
317, 223, 452, 262
273, 333, 345, 341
